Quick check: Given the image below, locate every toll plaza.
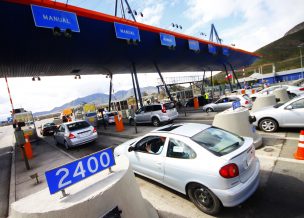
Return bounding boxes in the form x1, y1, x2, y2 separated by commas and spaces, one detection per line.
1, 0, 304, 218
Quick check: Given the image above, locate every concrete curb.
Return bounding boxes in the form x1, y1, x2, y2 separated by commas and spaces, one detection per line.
8, 144, 15, 217
98, 131, 136, 140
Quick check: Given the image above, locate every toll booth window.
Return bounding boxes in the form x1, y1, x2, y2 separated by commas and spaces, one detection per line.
164, 102, 175, 109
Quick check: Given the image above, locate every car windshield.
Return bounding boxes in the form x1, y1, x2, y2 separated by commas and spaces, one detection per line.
191, 127, 244, 156
67, 121, 90, 131
44, 123, 56, 128
273, 103, 285, 108
164, 102, 175, 109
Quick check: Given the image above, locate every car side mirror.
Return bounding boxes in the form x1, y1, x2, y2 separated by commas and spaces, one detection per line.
285, 105, 293, 110
128, 146, 135, 152
249, 115, 256, 124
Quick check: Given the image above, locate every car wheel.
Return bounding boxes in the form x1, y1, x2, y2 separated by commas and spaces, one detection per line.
187, 183, 221, 215
259, 118, 278, 132
64, 141, 69, 150
206, 108, 214, 113
129, 118, 135, 126
152, 117, 160, 127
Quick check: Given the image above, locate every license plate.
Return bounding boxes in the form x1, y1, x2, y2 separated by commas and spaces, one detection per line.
89, 118, 94, 122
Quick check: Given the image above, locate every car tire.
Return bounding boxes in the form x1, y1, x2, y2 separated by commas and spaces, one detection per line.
129, 118, 135, 126
152, 117, 160, 127
259, 118, 278, 132
187, 183, 222, 215
64, 141, 69, 150
206, 108, 214, 113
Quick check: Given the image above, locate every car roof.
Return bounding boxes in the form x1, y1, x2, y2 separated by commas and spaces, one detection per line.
152, 123, 210, 138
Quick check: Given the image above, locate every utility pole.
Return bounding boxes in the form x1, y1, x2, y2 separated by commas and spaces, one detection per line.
298, 43, 304, 79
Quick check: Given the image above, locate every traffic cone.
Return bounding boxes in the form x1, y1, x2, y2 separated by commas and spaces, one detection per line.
114, 114, 124, 132
294, 130, 304, 160
23, 134, 33, 160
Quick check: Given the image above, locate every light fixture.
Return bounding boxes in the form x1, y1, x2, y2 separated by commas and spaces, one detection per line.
32, 76, 41, 81
32, 77, 35, 81
64, 29, 72, 38
38, 77, 41, 81
52, 27, 61, 37
74, 75, 81, 79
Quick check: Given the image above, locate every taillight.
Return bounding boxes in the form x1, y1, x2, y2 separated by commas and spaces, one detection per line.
161, 105, 166, 113
219, 163, 239, 178
68, 133, 76, 139
245, 100, 249, 104
93, 127, 97, 133
299, 87, 304, 91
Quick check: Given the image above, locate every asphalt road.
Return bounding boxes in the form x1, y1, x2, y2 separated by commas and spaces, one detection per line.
41, 128, 304, 217
0, 126, 14, 218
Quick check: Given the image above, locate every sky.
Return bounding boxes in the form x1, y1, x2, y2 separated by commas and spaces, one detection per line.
1, 0, 304, 120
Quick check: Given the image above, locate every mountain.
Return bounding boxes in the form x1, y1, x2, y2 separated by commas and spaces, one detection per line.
33, 86, 158, 116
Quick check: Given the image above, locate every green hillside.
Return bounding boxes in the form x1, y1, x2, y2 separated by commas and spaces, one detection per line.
212, 22, 304, 84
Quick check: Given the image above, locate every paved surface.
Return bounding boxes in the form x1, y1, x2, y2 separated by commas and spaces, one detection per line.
0, 126, 14, 218
4, 115, 304, 218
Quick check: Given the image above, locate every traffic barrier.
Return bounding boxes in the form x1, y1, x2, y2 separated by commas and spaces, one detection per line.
294, 130, 304, 160
193, 97, 199, 109
241, 89, 246, 94
251, 89, 255, 94
23, 134, 33, 160
114, 114, 124, 132
273, 88, 290, 103
213, 108, 262, 148
252, 95, 276, 112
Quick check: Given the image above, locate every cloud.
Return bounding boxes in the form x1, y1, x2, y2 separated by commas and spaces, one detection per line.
183, 0, 304, 51
136, 2, 165, 26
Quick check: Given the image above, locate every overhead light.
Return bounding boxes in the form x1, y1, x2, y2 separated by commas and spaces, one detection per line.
37, 77, 41, 81
140, 12, 143, 17
52, 27, 61, 37
32, 77, 35, 81
74, 75, 81, 79
64, 29, 72, 38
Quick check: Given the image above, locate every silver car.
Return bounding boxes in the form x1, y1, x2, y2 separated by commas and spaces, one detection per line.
114, 123, 260, 215
252, 95, 304, 132
129, 102, 179, 126
203, 94, 252, 112
54, 120, 98, 149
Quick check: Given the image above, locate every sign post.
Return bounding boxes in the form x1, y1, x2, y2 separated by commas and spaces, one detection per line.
160, 33, 176, 47
114, 22, 140, 42
45, 148, 115, 196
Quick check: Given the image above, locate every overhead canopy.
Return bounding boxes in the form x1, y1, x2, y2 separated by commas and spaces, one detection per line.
0, 0, 260, 78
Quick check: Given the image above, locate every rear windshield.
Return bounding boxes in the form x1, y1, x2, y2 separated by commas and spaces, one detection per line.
273, 103, 284, 108
191, 127, 244, 156
67, 121, 90, 131
164, 102, 175, 109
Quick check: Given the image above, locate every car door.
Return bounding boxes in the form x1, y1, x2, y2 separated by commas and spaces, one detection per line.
55, 125, 66, 144
128, 135, 166, 182
215, 97, 230, 111
142, 106, 153, 123
282, 98, 304, 127
163, 137, 197, 193
135, 107, 145, 123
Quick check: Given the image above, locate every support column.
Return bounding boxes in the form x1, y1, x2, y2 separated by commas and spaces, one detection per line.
202, 70, 206, 94
229, 63, 241, 89
108, 73, 113, 111
210, 71, 214, 100
223, 64, 233, 92
132, 62, 143, 108
130, 69, 139, 110
154, 62, 173, 101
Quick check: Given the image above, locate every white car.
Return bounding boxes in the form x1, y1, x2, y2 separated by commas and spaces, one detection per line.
114, 123, 260, 215
250, 85, 304, 101
251, 96, 304, 132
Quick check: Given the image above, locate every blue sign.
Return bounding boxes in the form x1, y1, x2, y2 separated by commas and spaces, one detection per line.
208, 44, 217, 54
188, 40, 200, 51
7, 117, 13, 123
160, 33, 176, 47
114, 22, 140, 41
31, 5, 80, 32
223, 47, 229, 56
45, 148, 115, 194
232, 101, 241, 110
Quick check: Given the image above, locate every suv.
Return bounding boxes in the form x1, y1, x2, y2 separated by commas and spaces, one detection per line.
129, 102, 179, 127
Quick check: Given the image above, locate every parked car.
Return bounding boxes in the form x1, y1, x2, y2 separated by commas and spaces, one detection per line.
85, 112, 98, 127
250, 85, 304, 101
114, 123, 260, 215
251, 95, 304, 132
40, 122, 57, 136
104, 111, 118, 124
185, 96, 207, 107
52, 117, 62, 128
54, 120, 97, 149
129, 102, 179, 127
202, 94, 252, 112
